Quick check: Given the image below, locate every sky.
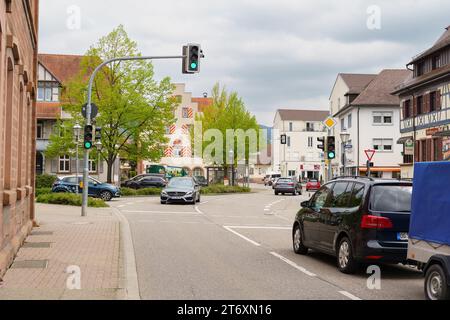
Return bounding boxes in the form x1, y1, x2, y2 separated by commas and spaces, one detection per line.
39, 0, 450, 126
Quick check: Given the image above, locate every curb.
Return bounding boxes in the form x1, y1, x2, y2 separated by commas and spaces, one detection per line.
112, 207, 141, 300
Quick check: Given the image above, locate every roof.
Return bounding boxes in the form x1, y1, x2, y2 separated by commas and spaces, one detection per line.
351, 69, 411, 106
409, 26, 450, 64
191, 97, 213, 113
393, 62, 450, 94
277, 109, 329, 122
339, 73, 377, 95
38, 54, 84, 84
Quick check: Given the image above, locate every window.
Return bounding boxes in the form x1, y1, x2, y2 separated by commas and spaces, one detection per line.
404, 100, 411, 118
37, 122, 44, 139
59, 155, 70, 173
373, 139, 393, 152
430, 92, 437, 112
349, 183, 365, 208
373, 112, 393, 125
370, 185, 412, 213
432, 55, 441, 70
289, 122, 293, 132
417, 61, 425, 76
348, 114, 352, 129
417, 96, 423, 115
308, 137, 313, 148
287, 136, 291, 147
310, 185, 332, 212
89, 159, 97, 173
341, 118, 346, 130
37, 81, 60, 102
288, 170, 296, 177
306, 122, 315, 132
330, 182, 352, 208
182, 108, 190, 118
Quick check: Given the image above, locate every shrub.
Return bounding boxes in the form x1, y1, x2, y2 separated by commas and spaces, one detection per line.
201, 185, 251, 195
36, 174, 58, 189
36, 193, 108, 208
35, 188, 52, 197
121, 187, 162, 197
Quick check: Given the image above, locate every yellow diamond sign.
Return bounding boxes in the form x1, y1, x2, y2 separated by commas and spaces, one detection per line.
323, 117, 337, 130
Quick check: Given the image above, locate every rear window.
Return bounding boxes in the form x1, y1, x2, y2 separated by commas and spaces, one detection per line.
277, 179, 292, 183
272, 174, 281, 178
370, 185, 412, 212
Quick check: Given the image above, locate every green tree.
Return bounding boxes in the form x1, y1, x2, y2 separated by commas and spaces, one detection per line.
46, 25, 177, 182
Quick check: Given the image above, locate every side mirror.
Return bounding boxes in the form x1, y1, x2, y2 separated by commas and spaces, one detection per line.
301, 201, 310, 208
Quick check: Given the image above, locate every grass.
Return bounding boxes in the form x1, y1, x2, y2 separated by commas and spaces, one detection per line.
200, 185, 251, 195
36, 193, 109, 208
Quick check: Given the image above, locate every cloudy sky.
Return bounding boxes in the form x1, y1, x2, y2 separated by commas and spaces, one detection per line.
39, 0, 450, 126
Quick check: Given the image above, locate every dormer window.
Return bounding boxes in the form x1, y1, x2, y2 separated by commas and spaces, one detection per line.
432, 55, 441, 70
37, 63, 60, 102
416, 61, 425, 77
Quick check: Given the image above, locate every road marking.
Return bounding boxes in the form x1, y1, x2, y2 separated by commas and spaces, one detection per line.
117, 205, 126, 208
269, 252, 317, 277
194, 206, 204, 215
121, 210, 201, 215
223, 226, 261, 247
339, 291, 362, 301
226, 226, 291, 230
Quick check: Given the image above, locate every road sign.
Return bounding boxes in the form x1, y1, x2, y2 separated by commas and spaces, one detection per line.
365, 149, 376, 162
405, 139, 414, 156
323, 117, 337, 130
82, 103, 98, 120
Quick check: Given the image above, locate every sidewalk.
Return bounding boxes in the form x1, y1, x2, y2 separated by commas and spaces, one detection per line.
0, 203, 125, 300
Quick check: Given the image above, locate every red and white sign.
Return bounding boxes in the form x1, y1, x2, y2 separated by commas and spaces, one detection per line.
365, 149, 376, 161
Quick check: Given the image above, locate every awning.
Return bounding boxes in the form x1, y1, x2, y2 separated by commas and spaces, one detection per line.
397, 136, 413, 144
360, 167, 401, 173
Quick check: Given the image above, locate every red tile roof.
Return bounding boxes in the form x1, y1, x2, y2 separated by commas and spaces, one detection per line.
38, 54, 84, 84
277, 109, 329, 122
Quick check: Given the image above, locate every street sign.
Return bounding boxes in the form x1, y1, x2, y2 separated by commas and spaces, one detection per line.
82, 103, 98, 120
365, 149, 376, 162
323, 117, 337, 130
405, 139, 414, 156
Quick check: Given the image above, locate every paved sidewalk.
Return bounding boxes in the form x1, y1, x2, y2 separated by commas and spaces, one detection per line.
0, 203, 125, 300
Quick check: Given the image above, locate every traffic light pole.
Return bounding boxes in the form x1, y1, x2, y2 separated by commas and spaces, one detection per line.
81, 55, 186, 217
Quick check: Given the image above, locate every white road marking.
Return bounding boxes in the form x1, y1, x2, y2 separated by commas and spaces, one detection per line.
117, 205, 126, 208
339, 291, 362, 301
223, 226, 261, 247
195, 206, 204, 215
269, 252, 317, 277
227, 226, 291, 230
121, 210, 201, 215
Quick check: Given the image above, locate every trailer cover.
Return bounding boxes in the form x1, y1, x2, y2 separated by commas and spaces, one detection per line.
410, 162, 450, 246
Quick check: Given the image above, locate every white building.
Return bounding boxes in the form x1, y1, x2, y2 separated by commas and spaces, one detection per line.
273, 109, 329, 181
329, 70, 411, 178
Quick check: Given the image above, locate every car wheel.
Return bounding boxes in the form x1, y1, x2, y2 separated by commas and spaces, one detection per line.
161, 200, 166, 205
337, 237, 358, 274
196, 194, 201, 203
293, 224, 309, 255
100, 191, 113, 202
425, 264, 450, 300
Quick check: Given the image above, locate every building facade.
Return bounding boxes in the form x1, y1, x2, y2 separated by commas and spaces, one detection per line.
330, 70, 410, 178
273, 109, 329, 181
143, 84, 212, 177
393, 26, 450, 179
0, 0, 39, 277
36, 54, 115, 182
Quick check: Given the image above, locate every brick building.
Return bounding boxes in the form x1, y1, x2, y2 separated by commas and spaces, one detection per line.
0, 0, 39, 277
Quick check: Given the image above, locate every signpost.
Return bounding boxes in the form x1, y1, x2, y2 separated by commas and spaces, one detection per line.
365, 149, 376, 177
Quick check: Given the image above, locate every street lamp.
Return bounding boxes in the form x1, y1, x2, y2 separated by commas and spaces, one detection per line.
229, 149, 234, 187
340, 131, 351, 176
73, 124, 82, 194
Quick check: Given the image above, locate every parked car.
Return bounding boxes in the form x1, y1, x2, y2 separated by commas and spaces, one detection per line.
52, 176, 121, 201
306, 179, 321, 192
274, 177, 302, 196
292, 177, 413, 274
122, 174, 167, 189
193, 176, 209, 187
161, 177, 201, 205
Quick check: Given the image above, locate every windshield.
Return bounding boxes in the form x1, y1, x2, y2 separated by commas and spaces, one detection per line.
371, 185, 412, 212
168, 178, 194, 188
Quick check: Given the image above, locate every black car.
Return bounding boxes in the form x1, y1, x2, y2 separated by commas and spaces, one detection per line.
292, 177, 413, 274
52, 176, 121, 201
274, 177, 302, 196
193, 176, 208, 187
122, 174, 167, 189
161, 177, 201, 204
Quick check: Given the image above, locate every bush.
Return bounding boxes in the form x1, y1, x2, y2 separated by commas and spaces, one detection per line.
36, 193, 109, 208
121, 187, 162, 197
35, 188, 52, 197
201, 185, 251, 195
36, 174, 58, 189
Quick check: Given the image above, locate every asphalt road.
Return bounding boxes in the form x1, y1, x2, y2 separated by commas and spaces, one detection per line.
110, 186, 424, 300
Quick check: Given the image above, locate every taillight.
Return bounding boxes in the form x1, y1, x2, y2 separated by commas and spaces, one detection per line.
288, 183, 294, 186
361, 215, 393, 229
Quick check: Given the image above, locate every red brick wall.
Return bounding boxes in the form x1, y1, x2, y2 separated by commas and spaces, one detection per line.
0, 0, 39, 278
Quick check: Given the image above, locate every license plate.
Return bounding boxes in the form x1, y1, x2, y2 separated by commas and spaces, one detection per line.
171, 197, 182, 200
398, 233, 409, 241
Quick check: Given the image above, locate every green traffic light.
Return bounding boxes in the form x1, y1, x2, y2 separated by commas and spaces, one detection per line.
190, 62, 198, 69
328, 152, 336, 159
84, 141, 93, 150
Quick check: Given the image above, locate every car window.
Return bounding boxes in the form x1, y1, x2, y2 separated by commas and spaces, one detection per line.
168, 178, 194, 188
310, 184, 332, 211
370, 185, 412, 212
329, 182, 351, 208
349, 183, 365, 208
64, 177, 78, 184
277, 179, 292, 183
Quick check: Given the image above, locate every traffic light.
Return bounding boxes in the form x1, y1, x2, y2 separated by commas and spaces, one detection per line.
317, 137, 325, 151
327, 136, 336, 160
83, 125, 93, 150
183, 44, 202, 74
95, 127, 102, 142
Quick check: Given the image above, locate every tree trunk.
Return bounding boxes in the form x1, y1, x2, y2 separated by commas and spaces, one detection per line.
107, 160, 113, 184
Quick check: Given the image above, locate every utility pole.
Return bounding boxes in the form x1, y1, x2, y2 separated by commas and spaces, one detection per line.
81, 47, 203, 217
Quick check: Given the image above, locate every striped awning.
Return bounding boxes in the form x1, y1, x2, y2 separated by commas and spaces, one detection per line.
397, 136, 413, 144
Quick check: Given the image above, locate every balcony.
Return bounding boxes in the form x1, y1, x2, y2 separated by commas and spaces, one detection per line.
36, 102, 61, 119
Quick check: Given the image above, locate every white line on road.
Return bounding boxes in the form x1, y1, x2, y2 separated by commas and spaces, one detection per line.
194, 206, 204, 215
121, 210, 200, 215
223, 226, 261, 247
226, 226, 291, 230
339, 291, 362, 301
269, 252, 317, 277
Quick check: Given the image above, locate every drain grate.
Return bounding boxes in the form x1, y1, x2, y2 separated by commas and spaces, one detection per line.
11, 260, 48, 269
23, 242, 52, 248
31, 231, 54, 236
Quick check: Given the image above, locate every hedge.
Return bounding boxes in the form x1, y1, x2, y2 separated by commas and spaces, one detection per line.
121, 187, 163, 196
36, 174, 58, 189
35, 188, 53, 197
36, 193, 109, 208
200, 185, 251, 195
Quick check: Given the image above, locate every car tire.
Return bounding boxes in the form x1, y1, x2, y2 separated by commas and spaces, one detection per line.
275, 192, 279, 196
196, 194, 201, 203
161, 200, 166, 205
425, 264, 450, 300
337, 237, 358, 274
100, 191, 113, 202
293, 224, 309, 255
